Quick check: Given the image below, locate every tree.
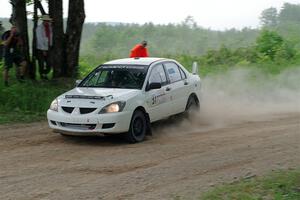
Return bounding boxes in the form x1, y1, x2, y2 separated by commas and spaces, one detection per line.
48, 0, 85, 78
31, 0, 38, 80
278, 3, 300, 24
10, 0, 31, 77
65, 0, 85, 77
49, 0, 65, 78
7, 0, 85, 79
260, 7, 278, 28
182, 16, 197, 29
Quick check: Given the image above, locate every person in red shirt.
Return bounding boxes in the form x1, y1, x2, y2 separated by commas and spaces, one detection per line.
129, 41, 149, 58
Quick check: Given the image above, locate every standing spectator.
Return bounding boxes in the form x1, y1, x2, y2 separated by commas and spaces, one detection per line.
2, 26, 27, 86
0, 21, 5, 62
36, 15, 53, 80
129, 40, 149, 58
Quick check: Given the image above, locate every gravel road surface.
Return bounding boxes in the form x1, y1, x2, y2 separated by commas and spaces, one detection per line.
0, 112, 299, 200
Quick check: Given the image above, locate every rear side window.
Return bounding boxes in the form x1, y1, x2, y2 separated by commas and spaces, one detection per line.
148, 64, 168, 86
164, 62, 182, 83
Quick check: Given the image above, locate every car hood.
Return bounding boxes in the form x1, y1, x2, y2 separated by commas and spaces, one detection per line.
57, 87, 140, 108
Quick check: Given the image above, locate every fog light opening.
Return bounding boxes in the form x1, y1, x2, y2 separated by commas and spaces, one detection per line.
102, 123, 115, 129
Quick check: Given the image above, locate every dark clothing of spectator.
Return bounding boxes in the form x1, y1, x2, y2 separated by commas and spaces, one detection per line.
37, 50, 51, 76
0, 24, 5, 62
2, 30, 25, 70
2, 28, 26, 86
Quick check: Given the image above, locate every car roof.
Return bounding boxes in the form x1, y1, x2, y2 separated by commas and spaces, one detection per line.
103, 57, 167, 66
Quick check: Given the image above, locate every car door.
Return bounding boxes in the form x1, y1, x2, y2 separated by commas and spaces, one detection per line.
145, 63, 172, 122
164, 62, 190, 115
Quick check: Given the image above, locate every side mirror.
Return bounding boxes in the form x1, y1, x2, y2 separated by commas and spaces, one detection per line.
75, 80, 82, 87
192, 61, 199, 75
146, 82, 162, 91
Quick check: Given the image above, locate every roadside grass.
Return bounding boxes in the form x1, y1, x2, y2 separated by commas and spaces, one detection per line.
0, 64, 72, 124
0, 111, 45, 124
201, 169, 300, 200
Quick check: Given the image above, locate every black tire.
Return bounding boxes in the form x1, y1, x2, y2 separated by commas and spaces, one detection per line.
185, 95, 200, 118
125, 110, 147, 143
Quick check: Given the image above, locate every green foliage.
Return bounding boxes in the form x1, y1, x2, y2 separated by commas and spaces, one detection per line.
201, 45, 245, 66
256, 30, 295, 62
274, 42, 296, 64
78, 54, 119, 78
256, 30, 284, 60
200, 29, 296, 67
202, 169, 300, 200
26, 0, 34, 6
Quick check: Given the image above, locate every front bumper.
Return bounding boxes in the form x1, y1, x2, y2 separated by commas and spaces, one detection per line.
47, 109, 132, 136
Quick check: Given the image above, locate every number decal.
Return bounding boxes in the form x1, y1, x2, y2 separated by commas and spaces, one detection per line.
152, 95, 158, 105
150, 91, 167, 107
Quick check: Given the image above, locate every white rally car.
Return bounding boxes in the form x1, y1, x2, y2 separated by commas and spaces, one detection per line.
47, 58, 201, 143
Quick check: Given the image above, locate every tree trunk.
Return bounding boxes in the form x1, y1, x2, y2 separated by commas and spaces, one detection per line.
10, 0, 31, 77
49, 0, 65, 78
65, 0, 85, 77
31, 0, 38, 80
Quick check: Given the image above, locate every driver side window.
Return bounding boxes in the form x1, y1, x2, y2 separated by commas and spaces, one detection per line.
149, 64, 167, 86
84, 70, 110, 87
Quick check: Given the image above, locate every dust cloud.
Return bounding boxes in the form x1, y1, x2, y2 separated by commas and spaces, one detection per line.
153, 67, 300, 135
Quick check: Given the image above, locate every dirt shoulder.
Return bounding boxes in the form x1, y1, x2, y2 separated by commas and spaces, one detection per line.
0, 113, 299, 200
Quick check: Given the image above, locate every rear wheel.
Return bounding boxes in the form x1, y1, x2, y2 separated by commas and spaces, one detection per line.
125, 110, 147, 143
185, 95, 199, 119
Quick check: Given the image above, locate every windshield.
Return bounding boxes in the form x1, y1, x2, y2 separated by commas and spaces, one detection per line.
79, 65, 149, 89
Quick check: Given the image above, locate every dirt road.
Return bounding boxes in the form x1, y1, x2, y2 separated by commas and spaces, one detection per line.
0, 112, 299, 200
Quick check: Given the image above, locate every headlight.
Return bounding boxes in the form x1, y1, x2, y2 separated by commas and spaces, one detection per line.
99, 101, 126, 114
50, 99, 58, 112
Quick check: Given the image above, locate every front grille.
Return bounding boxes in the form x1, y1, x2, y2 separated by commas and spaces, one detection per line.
60, 122, 96, 130
62, 106, 74, 113
80, 108, 97, 114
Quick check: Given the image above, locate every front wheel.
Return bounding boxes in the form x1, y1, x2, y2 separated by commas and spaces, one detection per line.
125, 110, 147, 143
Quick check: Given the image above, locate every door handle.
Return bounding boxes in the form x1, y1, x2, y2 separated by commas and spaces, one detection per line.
184, 81, 189, 85
166, 87, 171, 91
